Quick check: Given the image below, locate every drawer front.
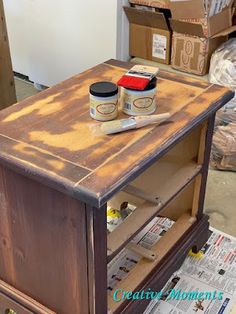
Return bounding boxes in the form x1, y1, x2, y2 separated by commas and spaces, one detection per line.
0, 292, 34, 314
0, 279, 56, 314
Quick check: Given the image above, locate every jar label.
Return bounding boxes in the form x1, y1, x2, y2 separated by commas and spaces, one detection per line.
97, 103, 117, 115
133, 97, 154, 109
90, 97, 118, 121
123, 90, 157, 115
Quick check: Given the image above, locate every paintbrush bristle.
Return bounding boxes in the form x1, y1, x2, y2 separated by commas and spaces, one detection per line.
100, 120, 123, 135
89, 123, 106, 137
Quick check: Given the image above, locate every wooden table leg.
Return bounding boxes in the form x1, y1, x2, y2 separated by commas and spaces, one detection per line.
192, 116, 216, 219
86, 205, 107, 314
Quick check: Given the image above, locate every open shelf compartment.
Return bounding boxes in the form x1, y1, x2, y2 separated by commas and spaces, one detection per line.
107, 123, 205, 261
107, 122, 208, 313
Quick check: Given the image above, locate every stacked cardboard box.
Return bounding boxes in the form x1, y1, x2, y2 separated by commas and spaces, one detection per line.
124, 6, 172, 64
170, 0, 236, 75
125, 0, 236, 74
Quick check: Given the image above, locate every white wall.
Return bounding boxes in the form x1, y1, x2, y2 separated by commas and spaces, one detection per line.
3, 0, 30, 76
4, 0, 129, 86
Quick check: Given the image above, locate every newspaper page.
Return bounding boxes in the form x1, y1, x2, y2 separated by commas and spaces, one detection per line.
144, 228, 236, 314
107, 208, 236, 313
107, 216, 174, 293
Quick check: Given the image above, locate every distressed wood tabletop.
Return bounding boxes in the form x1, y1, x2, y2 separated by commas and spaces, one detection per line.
0, 60, 233, 207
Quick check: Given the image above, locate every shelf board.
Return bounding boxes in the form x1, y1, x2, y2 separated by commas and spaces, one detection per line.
107, 162, 202, 261
108, 213, 197, 313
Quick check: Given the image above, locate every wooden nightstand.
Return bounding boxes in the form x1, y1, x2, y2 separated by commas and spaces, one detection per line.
0, 60, 233, 314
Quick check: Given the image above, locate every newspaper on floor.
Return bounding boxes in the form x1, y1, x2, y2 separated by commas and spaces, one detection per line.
107, 209, 236, 313
143, 228, 236, 314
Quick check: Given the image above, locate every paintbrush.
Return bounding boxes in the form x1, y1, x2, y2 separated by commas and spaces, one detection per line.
93, 113, 170, 135
117, 65, 159, 90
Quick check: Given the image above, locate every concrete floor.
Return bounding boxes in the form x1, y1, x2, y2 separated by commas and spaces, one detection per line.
14, 77, 236, 237
15, 77, 39, 101
205, 170, 236, 236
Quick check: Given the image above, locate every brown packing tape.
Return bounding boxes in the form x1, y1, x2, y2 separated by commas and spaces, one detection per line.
124, 6, 169, 30
169, 0, 206, 19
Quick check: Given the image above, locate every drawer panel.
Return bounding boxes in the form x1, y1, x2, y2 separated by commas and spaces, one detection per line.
0, 280, 55, 314
0, 292, 33, 314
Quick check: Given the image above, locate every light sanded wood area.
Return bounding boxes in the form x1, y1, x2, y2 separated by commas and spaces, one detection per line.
126, 243, 156, 261
161, 182, 195, 221
0, 60, 232, 207
107, 162, 201, 257
0, 0, 16, 109
108, 213, 197, 313
125, 124, 202, 196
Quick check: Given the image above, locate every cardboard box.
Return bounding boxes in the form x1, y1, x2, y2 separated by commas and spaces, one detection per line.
169, 0, 236, 75
129, 0, 170, 9
171, 32, 225, 75
170, 0, 234, 37
124, 6, 171, 64
170, 0, 233, 19
170, 6, 233, 38
171, 26, 236, 75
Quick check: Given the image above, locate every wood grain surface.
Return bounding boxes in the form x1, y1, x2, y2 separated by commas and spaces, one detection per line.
0, 279, 56, 313
0, 60, 233, 207
0, 164, 89, 314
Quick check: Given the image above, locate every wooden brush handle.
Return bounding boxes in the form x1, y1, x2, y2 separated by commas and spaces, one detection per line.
135, 113, 171, 128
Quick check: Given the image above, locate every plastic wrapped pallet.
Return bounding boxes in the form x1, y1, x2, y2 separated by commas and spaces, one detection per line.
211, 110, 236, 171
209, 38, 236, 90
209, 39, 236, 171
211, 104, 236, 171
